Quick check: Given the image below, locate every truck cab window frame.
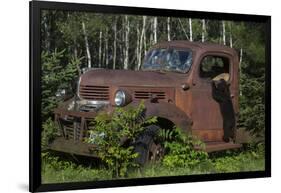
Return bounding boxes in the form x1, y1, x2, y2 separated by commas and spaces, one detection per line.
199, 55, 231, 82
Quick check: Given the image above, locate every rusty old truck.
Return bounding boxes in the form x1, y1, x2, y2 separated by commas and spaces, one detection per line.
49, 40, 243, 164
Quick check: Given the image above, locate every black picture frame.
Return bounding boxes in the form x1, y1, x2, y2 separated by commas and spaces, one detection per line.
29, 0, 271, 192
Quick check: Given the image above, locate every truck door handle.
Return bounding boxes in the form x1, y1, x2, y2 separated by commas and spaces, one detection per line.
181, 83, 190, 91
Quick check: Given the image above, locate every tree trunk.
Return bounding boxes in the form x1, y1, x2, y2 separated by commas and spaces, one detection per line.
201, 19, 206, 42
138, 16, 146, 69
143, 16, 147, 55
239, 48, 243, 66
124, 15, 130, 69
82, 21, 92, 68
167, 17, 171, 41
178, 19, 189, 39
99, 30, 102, 68
119, 27, 124, 66
222, 21, 226, 45
150, 18, 153, 46
229, 22, 233, 48
102, 32, 106, 67
153, 17, 157, 44
113, 17, 117, 69
105, 28, 109, 68
189, 18, 193, 41
73, 38, 81, 76
136, 22, 140, 69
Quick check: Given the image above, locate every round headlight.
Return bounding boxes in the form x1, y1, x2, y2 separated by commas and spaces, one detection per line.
114, 90, 126, 106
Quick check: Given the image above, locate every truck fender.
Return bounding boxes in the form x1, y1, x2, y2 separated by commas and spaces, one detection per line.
142, 101, 193, 133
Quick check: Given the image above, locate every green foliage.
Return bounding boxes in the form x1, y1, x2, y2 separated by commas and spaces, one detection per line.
41, 118, 59, 149
42, 152, 74, 171
162, 127, 208, 168
41, 152, 112, 183
233, 22, 266, 140
158, 128, 175, 141
41, 49, 81, 151
41, 145, 265, 183
212, 145, 265, 172
87, 102, 157, 178
239, 73, 265, 140
41, 49, 80, 121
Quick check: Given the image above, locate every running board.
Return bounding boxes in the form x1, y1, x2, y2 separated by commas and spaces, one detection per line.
195, 142, 242, 152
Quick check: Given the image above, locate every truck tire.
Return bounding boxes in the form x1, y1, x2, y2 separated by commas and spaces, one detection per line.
134, 125, 164, 166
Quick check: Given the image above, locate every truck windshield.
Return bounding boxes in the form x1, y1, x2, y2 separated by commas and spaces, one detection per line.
142, 48, 192, 73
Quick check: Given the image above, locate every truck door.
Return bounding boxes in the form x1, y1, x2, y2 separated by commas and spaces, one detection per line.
191, 53, 235, 142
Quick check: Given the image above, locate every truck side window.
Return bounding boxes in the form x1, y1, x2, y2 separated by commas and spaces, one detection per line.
200, 56, 230, 80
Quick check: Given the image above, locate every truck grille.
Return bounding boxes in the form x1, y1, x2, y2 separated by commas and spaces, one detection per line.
58, 117, 92, 141
64, 124, 83, 140
79, 85, 109, 101
134, 91, 166, 100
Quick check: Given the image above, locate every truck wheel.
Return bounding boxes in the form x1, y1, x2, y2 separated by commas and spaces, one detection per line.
134, 125, 164, 166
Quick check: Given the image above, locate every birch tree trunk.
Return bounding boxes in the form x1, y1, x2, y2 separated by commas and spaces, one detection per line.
136, 23, 140, 69
82, 21, 92, 68
229, 22, 233, 48
239, 48, 243, 66
120, 26, 124, 66
189, 18, 193, 41
167, 17, 171, 41
124, 15, 130, 70
105, 28, 109, 68
102, 32, 106, 67
201, 19, 206, 42
153, 17, 158, 44
150, 18, 154, 46
73, 38, 81, 76
143, 16, 147, 55
113, 18, 117, 69
222, 21, 226, 45
99, 30, 102, 68
137, 16, 146, 69
178, 19, 189, 39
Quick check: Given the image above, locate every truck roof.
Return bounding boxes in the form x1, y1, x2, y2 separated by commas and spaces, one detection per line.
152, 40, 238, 56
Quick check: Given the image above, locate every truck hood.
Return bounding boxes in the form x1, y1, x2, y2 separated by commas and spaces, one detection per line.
80, 69, 187, 87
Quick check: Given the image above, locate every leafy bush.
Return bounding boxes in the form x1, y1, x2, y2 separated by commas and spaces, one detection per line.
87, 102, 157, 178
162, 127, 209, 168
41, 118, 59, 149
42, 152, 74, 171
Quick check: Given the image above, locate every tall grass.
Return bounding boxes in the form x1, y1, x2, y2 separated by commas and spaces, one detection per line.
42, 146, 265, 184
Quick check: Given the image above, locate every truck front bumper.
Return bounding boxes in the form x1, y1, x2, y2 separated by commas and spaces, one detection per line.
48, 137, 98, 157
